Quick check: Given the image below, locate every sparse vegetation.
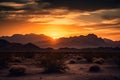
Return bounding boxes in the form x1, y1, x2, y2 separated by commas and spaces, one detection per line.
0, 48, 120, 80
9, 65, 27, 76
76, 56, 82, 61
93, 57, 105, 64
37, 53, 68, 73
69, 59, 76, 64
11, 56, 22, 63
89, 64, 101, 72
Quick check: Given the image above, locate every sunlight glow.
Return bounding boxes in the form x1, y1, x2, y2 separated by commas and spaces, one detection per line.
50, 32, 60, 39
42, 26, 68, 39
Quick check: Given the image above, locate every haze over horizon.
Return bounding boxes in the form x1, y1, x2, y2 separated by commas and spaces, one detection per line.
0, 0, 120, 40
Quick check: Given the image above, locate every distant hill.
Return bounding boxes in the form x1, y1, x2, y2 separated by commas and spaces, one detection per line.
0, 39, 40, 52
0, 39, 11, 48
1, 33, 52, 43
1, 33, 120, 48
56, 34, 106, 48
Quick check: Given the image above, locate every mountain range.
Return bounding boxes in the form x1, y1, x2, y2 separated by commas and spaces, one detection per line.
0, 39, 40, 52
0, 33, 120, 49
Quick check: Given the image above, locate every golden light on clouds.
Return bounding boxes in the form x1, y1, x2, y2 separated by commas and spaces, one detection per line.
48, 32, 62, 39
102, 18, 120, 24
1, 21, 120, 40
46, 19, 74, 25
0, 5, 120, 41
41, 26, 69, 39
0, 2, 25, 7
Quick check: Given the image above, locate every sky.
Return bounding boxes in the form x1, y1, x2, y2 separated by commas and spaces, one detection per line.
0, 0, 120, 40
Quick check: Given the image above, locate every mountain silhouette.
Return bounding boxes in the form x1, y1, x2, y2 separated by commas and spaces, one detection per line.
0, 33, 120, 48
1, 33, 52, 44
0, 39, 10, 48
0, 39, 40, 52
104, 38, 120, 47
56, 34, 106, 48
23, 43, 41, 51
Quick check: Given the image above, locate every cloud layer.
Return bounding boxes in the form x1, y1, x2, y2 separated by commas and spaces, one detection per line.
0, 0, 120, 40
41, 0, 120, 11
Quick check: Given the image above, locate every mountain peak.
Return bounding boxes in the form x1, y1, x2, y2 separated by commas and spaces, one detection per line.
24, 43, 40, 50
87, 34, 98, 38
0, 39, 10, 43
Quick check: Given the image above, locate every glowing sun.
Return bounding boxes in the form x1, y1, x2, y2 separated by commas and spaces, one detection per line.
49, 32, 62, 39
42, 26, 68, 39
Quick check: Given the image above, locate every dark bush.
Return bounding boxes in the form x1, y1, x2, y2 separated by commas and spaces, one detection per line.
93, 58, 105, 64
68, 60, 76, 64
89, 65, 101, 72
9, 65, 26, 76
11, 57, 22, 63
76, 57, 82, 61
37, 53, 68, 73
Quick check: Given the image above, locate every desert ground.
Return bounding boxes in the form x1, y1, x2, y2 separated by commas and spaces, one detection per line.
0, 52, 120, 80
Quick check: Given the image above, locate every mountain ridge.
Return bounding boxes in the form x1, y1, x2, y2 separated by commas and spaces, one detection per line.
0, 33, 120, 48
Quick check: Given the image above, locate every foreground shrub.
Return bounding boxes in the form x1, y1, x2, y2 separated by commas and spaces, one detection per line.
37, 53, 68, 73
89, 65, 101, 72
93, 58, 105, 64
68, 59, 76, 64
9, 65, 27, 76
76, 56, 82, 61
11, 57, 22, 63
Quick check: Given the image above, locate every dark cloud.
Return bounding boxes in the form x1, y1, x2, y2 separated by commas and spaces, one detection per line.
102, 15, 120, 20
100, 9, 120, 20
0, 6, 20, 11
0, 0, 32, 3
1, 0, 119, 11
0, 0, 51, 25
40, 0, 120, 11
97, 23, 120, 28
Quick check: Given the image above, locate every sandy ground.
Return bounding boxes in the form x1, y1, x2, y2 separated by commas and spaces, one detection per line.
0, 63, 120, 80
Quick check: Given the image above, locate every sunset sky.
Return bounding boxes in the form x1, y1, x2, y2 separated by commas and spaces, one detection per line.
0, 0, 120, 40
